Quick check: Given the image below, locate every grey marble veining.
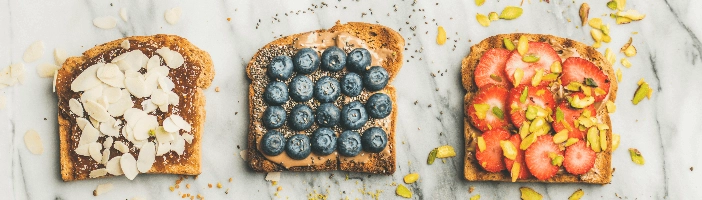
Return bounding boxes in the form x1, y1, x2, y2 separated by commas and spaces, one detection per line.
1, 0, 701, 199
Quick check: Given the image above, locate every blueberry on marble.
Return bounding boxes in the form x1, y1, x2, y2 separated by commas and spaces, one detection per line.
266, 55, 294, 81
263, 81, 289, 106
340, 101, 368, 130
321, 46, 346, 72
316, 103, 340, 127
260, 130, 286, 156
361, 127, 387, 153
363, 66, 389, 91
337, 130, 362, 157
340, 72, 363, 97
365, 93, 392, 119
293, 48, 320, 74
288, 104, 314, 131
262, 106, 287, 129
314, 76, 341, 103
289, 75, 314, 102
311, 127, 337, 156
285, 134, 311, 160
346, 48, 371, 73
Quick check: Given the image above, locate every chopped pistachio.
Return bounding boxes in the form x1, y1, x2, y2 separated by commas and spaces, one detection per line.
616, 68, 622, 82
550, 61, 562, 73
519, 122, 531, 139
470, 194, 481, 200
427, 149, 437, 165
403, 173, 419, 184
554, 130, 569, 144
622, 58, 632, 68
396, 184, 412, 198
520, 187, 543, 200
499, 6, 523, 20
477, 136, 486, 152
629, 148, 645, 165
473, 104, 490, 119
587, 127, 601, 152
490, 74, 503, 82
476, 13, 490, 27
517, 35, 528, 56
579, 3, 590, 26
488, 12, 499, 21
504, 38, 516, 51
523, 54, 541, 63
607, 1, 617, 10
600, 130, 608, 151
588, 18, 602, 29
531, 69, 543, 86
475, 0, 485, 6
519, 86, 528, 103
492, 106, 504, 119
606, 100, 616, 113
500, 140, 518, 160
569, 189, 585, 200
436, 145, 456, 158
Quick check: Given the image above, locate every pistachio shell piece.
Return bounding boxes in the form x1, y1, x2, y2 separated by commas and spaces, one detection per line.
89, 168, 108, 178
24, 129, 44, 155
476, 13, 490, 27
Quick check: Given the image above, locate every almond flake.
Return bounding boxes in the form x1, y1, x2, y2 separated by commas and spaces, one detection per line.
100, 118, 120, 137
155, 47, 184, 69
265, 172, 281, 182
137, 142, 156, 173
94, 183, 114, 196
171, 134, 185, 155
37, 63, 60, 78
69, 98, 84, 117
93, 17, 117, 29
170, 115, 192, 132
151, 89, 168, 106
76, 118, 89, 130
167, 91, 179, 106
106, 156, 123, 175
89, 168, 108, 178
85, 100, 112, 122
103, 87, 122, 103
240, 150, 247, 160
23, 41, 44, 63
120, 154, 139, 180
141, 100, 158, 113
115, 141, 129, 154
24, 129, 44, 155
146, 55, 161, 70
10, 63, 25, 78
164, 7, 182, 25
108, 90, 134, 117
0, 95, 6, 110
155, 126, 174, 143
54, 48, 68, 66
101, 148, 111, 164
120, 8, 129, 22
182, 133, 194, 144
125, 72, 148, 98
97, 63, 126, 88
133, 115, 158, 141
78, 124, 100, 147
162, 117, 180, 133
75, 144, 90, 156
156, 142, 171, 156
52, 70, 58, 92
71, 63, 103, 92
89, 142, 103, 162
158, 76, 175, 91
103, 137, 114, 149
81, 84, 103, 105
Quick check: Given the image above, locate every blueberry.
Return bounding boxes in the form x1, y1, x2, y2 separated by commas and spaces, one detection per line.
260, 130, 286, 156
341, 72, 363, 97
289, 75, 314, 102
346, 48, 371, 73
267, 56, 294, 80
321, 46, 346, 72
288, 104, 314, 131
311, 127, 337, 155
314, 76, 341, 103
263, 81, 289, 106
262, 106, 287, 129
285, 134, 311, 160
337, 130, 362, 157
365, 93, 392, 119
316, 103, 340, 127
293, 48, 320, 74
363, 66, 389, 91
362, 127, 387, 153
340, 101, 368, 130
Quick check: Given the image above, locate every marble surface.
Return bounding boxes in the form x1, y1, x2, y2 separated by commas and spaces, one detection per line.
1, 0, 701, 199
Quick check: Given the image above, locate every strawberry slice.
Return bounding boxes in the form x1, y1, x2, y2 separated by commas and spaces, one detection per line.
525, 135, 563, 180
552, 93, 597, 139
560, 57, 610, 102
563, 141, 596, 175
475, 129, 510, 172
508, 85, 556, 128
504, 134, 532, 180
504, 42, 561, 86
474, 48, 512, 89
468, 84, 510, 132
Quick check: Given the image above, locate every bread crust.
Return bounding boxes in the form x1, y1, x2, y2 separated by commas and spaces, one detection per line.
57, 34, 214, 181
246, 21, 404, 174
461, 34, 617, 184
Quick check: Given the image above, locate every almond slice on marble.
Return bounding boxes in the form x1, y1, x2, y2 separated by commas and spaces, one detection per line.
101, 148, 111, 164
162, 117, 180, 133
89, 142, 103, 162
24, 129, 43, 155
120, 154, 139, 180
93, 183, 113, 196
85, 100, 112, 122
170, 115, 192, 132
16, 74, 26, 85
156, 142, 171, 156
76, 118, 89, 130
155, 126, 174, 143
120, 8, 129, 22
71, 63, 103, 92
155, 47, 184, 69
141, 99, 158, 113
124, 72, 148, 98
69, 98, 84, 117
164, 7, 182, 25
171, 133, 185, 155
151, 89, 168, 106
75, 144, 90, 156
100, 118, 120, 137
78, 124, 100, 147
133, 115, 158, 141
97, 63, 126, 88
0, 95, 5, 110
167, 91, 179, 106
114, 141, 129, 154
103, 137, 114, 149
89, 168, 108, 178
93, 17, 117, 29
131, 139, 146, 150
54, 48, 68, 66
106, 156, 123, 175
240, 150, 247, 160
146, 55, 161, 70
10, 63, 25, 79
37, 63, 60, 78
115, 51, 148, 71
23, 41, 44, 63
103, 87, 122, 104
52, 70, 58, 92
137, 142, 156, 173
107, 90, 133, 117
182, 133, 194, 144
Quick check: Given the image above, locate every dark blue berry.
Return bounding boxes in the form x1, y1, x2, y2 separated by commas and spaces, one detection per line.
263, 81, 289, 106
288, 75, 314, 102
288, 104, 314, 131
315, 103, 340, 127
363, 66, 389, 91
340, 101, 368, 130
320, 46, 346, 72
341, 72, 363, 97
262, 106, 286, 129
346, 48, 371, 73
266, 56, 294, 81
293, 48, 320, 74
365, 93, 392, 119
311, 127, 337, 155
337, 130, 362, 157
314, 76, 340, 103
361, 127, 387, 153
285, 134, 311, 160
260, 130, 285, 156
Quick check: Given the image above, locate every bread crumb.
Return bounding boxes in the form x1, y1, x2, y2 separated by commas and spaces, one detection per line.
229, 177, 233, 182
215, 87, 220, 92
208, 183, 212, 188
186, 184, 191, 189
227, 18, 231, 21
169, 186, 175, 192
469, 186, 475, 193
277, 186, 283, 191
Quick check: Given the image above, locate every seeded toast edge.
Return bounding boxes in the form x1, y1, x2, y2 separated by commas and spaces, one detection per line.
246, 21, 404, 174
461, 34, 617, 184
57, 34, 214, 181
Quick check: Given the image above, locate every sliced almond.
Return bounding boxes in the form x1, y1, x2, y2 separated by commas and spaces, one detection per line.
265, 172, 281, 182
97, 63, 126, 88
89, 142, 103, 162
69, 98, 84, 117
120, 154, 139, 180
164, 7, 182, 25
151, 89, 168, 106
133, 115, 158, 141
52, 70, 58, 92
103, 87, 122, 104
103, 136, 114, 149
124, 72, 148, 98
240, 150, 247, 160
120, 8, 129, 22
76, 118, 90, 130
106, 156, 123, 175
137, 142, 156, 173
93, 16, 117, 29
89, 168, 108, 178
23, 41, 44, 63
71, 63, 103, 92
75, 144, 90, 156
156, 47, 184, 69
162, 117, 181, 133
146, 55, 161, 70
85, 100, 112, 122
93, 183, 113, 196
54, 48, 68, 66
37, 63, 60, 78
24, 129, 43, 155
115, 141, 129, 154
100, 118, 120, 137
108, 90, 133, 117
157, 76, 175, 91
156, 142, 171, 156
170, 115, 192, 132
101, 148, 111, 164
171, 134, 185, 155
155, 126, 174, 143
182, 133, 194, 144
80, 84, 103, 105
141, 99, 158, 113
78, 124, 100, 147
167, 91, 179, 106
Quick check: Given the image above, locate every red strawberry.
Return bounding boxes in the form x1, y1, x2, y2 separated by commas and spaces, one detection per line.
552, 93, 597, 139
468, 84, 510, 132
504, 134, 532, 180
475, 129, 510, 172
507, 85, 556, 128
504, 42, 561, 86
525, 135, 563, 180
560, 57, 611, 102
563, 141, 596, 175
474, 48, 512, 89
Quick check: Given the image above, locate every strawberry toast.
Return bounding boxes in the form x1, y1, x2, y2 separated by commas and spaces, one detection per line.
461, 34, 617, 184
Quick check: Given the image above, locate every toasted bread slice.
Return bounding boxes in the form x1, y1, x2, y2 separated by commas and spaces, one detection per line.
461, 34, 617, 184
57, 34, 214, 181
246, 21, 404, 174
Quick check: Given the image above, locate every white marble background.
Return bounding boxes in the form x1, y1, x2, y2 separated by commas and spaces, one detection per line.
1, 0, 701, 199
